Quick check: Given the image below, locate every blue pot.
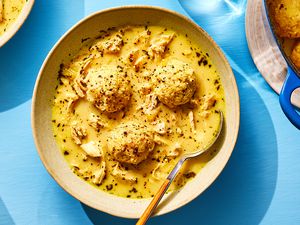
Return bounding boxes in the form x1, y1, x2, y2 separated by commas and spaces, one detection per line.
264, 0, 300, 129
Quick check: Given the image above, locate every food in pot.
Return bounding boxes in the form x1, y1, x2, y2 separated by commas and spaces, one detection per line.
268, 0, 300, 38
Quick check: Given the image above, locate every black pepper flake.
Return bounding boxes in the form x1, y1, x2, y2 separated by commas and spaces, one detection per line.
184, 172, 196, 179
279, 3, 284, 10
106, 184, 113, 191
63, 150, 69, 155
212, 100, 217, 107
58, 63, 65, 79
198, 58, 204, 66
129, 187, 138, 193
81, 37, 90, 43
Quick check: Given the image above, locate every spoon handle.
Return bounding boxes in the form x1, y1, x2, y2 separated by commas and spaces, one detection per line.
136, 179, 171, 225
136, 158, 186, 225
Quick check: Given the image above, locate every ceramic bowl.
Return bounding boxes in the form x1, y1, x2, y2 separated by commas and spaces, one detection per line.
32, 6, 240, 218
0, 0, 34, 47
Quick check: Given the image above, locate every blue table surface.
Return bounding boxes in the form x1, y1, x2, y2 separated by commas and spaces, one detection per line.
1, 0, 300, 224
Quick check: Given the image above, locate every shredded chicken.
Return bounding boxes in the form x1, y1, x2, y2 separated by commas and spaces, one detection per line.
80, 141, 103, 158
134, 55, 148, 71
176, 127, 183, 135
170, 114, 177, 123
89, 31, 124, 56
189, 111, 195, 133
154, 122, 167, 135
136, 94, 159, 118
190, 98, 201, 108
200, 111, 211, 119
72, 77, 86, 98
102, 32, 124, 54
111, 163, 137, 183
183, 49, 192, 55
144, 94, 158, 114
88, 113, 106, 130
60, 77, 70, 86
134, 30, 151, 46
128, 49, 139, 63
167, 142, 182, 157
65, 91, 79, 112
70, 161, 79, 169
81, 153, 88, 161
92, 161, 106, 185
80, 58, 93, 76
145, 107, 161, 122
142, 71, 151, 79
71, 122, 87, 145
77, 168, 89, 178
61, 66, 78, 79
153, 134, 169, 145
128, 49, 149, 72
118, 25, 132, 34
201, 94, 217, 111
139, 83, 152, 95
151, 164, 168, 180
149, 33, 174, 58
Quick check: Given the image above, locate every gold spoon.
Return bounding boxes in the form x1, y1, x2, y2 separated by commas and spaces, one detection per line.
136, 111, 224, 225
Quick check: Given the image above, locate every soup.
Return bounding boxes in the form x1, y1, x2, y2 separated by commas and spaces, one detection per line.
0, 0, 26, 36
52, 25, 225, 199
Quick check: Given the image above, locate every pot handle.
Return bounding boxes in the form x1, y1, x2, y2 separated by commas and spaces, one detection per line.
279, 67, 300, 129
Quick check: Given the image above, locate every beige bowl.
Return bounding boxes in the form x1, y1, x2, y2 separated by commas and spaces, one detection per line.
32, 6, 240, 218
0, 0, 34, 47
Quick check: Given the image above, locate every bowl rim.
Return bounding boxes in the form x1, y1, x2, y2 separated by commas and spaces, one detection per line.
0, 0, 35, 48
31, 5, 240, 218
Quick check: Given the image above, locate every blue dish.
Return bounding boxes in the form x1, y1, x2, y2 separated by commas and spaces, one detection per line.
264, 0, 300, 129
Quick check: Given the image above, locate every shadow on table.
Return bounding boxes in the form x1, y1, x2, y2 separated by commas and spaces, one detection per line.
0, 0, 83, 113
0, 197, 15, 225
81, 72, 278, 225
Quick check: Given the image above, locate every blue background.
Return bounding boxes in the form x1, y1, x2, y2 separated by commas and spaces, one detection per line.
0, 0, 299, 224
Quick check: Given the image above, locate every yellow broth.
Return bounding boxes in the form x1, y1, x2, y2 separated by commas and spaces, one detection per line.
52, 25, 226, 199
0, 0, 26, 35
